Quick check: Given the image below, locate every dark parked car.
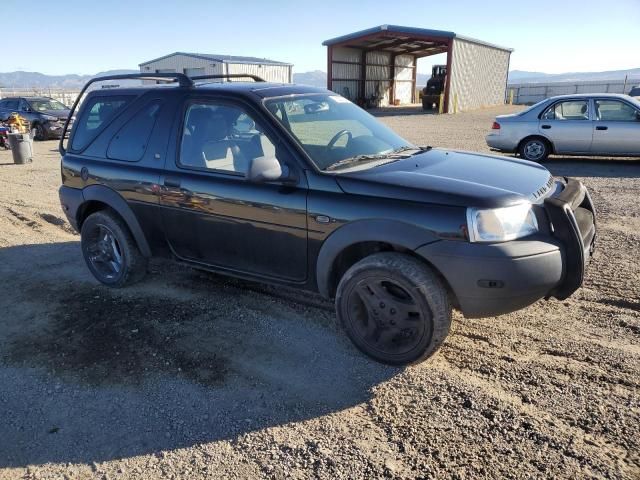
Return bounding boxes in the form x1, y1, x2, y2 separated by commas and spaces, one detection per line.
0, 96, 72, 140
630, 86, 640, 99
58, 73, 597, 365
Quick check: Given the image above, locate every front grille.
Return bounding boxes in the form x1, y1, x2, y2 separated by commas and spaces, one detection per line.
543, 178, 596, 300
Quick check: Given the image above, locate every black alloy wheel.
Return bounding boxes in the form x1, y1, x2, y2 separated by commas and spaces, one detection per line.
336, 253, 452, 365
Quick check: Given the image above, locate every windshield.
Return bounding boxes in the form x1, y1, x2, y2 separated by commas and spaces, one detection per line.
264, 94, 411, 171
28, 99, 68, 112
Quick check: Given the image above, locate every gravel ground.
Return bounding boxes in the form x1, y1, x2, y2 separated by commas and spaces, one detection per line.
0, 105, 638, 480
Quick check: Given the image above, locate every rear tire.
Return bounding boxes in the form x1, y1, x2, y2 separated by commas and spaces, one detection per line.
519, 137, 550, 162
80, 210, 147, 288
335, 252, 452, 365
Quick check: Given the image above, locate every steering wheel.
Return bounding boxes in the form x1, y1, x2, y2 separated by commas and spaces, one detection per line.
327, 129, 353, 149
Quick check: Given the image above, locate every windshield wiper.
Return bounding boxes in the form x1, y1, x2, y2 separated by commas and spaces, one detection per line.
325, 154, 391, 171
325, 145, 433, 172
391, 145, 432, 154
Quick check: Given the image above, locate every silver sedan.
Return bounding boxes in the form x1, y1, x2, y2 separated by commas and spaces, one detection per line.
486, 93, 640, 161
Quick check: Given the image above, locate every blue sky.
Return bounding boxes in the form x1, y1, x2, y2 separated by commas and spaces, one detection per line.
4, 0, 639, 75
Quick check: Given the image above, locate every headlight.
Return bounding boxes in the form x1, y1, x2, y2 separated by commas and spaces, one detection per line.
466, 203, 538, 242
43, 115, 59, 122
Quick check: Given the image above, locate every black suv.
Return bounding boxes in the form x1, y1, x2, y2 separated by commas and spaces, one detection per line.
58, 73, 596, 365
0, 96, 71, 140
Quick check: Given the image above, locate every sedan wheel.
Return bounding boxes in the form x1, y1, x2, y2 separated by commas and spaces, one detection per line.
520, 138, 549, 162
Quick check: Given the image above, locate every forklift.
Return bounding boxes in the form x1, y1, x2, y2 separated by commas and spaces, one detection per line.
421, 65, 447, 111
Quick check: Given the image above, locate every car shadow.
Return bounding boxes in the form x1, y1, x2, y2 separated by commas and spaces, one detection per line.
370, 106, 438, 117
542, 156, 640, 178
0, 241, 399, 467
494, 152, 640, 178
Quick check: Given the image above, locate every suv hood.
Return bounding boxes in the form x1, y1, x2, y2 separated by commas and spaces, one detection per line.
334, 149, 553, 208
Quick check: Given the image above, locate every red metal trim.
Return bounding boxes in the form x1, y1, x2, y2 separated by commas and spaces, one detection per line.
327, 45, 333, 90
412, 55, 418, 103
443, 40, 453, 114
504, 52, 512, 103
331, 31, 452, 50
389, 53, 397, 105
359, 49, 367, 104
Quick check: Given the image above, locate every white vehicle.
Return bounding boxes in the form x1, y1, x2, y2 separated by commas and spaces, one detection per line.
486, 93, 640, 161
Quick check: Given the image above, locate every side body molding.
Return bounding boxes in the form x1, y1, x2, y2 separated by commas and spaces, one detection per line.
315, 219, 439, 298
81, 185, 152, 257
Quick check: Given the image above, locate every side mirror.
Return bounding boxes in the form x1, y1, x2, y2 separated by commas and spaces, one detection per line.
636, 111, 640, 121
247, 155, 294, 183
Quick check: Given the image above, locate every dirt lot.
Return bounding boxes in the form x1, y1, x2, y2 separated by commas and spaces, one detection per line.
0, 105, 638, 480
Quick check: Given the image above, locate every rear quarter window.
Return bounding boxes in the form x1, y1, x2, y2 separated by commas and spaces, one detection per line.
71, 95, 133, 151
107, 100, 163, 162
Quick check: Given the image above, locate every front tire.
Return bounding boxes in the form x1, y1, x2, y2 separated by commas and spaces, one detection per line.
31, 123, 47, 141
80, 210, 147, 288
335, 253, 452, 365
519, 137, 550, 162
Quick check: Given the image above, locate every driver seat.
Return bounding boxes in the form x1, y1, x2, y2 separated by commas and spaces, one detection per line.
580, 103, 589, 119
201, 114, 248, 174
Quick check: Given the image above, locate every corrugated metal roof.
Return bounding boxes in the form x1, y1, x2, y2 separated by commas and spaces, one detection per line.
139, 52, 292, 67
322, 25, 513, 53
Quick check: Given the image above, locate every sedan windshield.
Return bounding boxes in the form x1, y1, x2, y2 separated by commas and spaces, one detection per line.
264, 94, 413, 171
28, 99, 68, 112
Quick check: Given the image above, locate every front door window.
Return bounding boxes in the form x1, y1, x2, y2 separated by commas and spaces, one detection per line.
595, 100, 639, 122
179, 102, 279, 176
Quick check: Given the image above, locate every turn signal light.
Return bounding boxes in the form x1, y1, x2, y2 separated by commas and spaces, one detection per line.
491, 122, 501, 130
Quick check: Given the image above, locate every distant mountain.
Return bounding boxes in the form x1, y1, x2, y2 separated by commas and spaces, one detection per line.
3, 66, 639, 90
0, 70, 138, 89
291, 68, 640, 90
292, 70, 326, 87
508, 68, 640, 84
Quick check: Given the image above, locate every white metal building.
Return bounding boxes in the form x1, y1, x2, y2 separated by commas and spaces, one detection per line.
139, 52, 293, 83
323, 25, 512, 113
508, 79, 638, 105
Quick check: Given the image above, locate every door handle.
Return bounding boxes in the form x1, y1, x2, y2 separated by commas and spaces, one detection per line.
164, 177, 181, 188
596, 126, 608, 131
541, 124, 551, 129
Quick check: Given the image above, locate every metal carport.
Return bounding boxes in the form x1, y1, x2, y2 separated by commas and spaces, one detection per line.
323, 25, 512, 113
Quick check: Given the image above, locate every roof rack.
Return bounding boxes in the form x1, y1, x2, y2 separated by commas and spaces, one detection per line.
192, 74, 265, 82
59, 72, 193, 154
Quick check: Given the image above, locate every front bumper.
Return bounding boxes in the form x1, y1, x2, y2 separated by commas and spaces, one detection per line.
45, 122, 68, 138
416, 178, 596, 318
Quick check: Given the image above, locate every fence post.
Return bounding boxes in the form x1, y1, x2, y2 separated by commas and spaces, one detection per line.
438, 93, 444, 114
